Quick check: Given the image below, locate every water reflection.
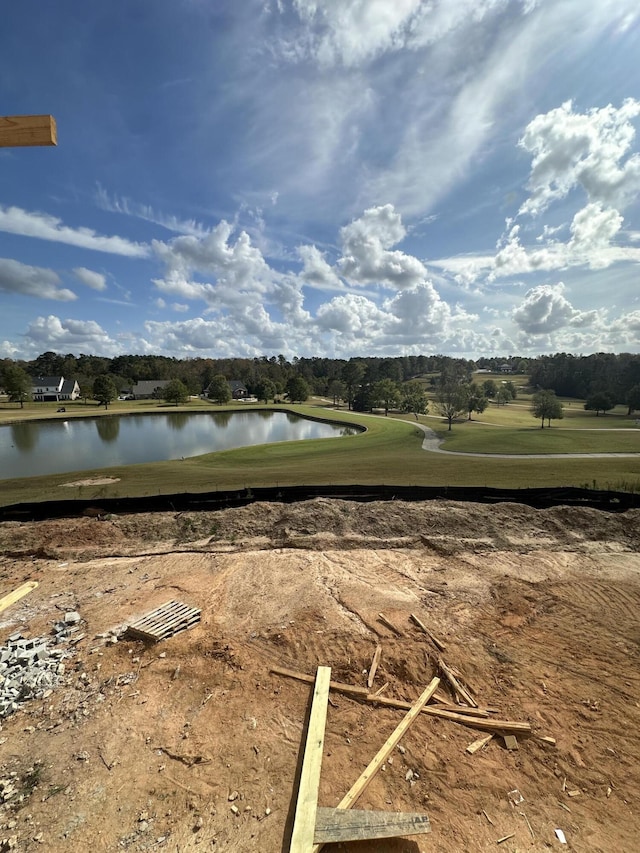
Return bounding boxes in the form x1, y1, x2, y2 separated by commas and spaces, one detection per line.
10, 422, 39, 452
96, 417, 120, 443
0, 411, 361, 480
166, 412, 190, 431
211, 410, 233, 428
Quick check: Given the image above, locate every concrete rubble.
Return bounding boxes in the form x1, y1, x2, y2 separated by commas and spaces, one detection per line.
0, 615, 81, 720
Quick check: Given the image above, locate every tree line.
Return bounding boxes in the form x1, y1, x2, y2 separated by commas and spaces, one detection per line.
3, 350, 640, 419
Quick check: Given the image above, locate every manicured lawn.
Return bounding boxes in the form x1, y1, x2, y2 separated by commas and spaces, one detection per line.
2, 403, 640, 505
439, 424, 640, 454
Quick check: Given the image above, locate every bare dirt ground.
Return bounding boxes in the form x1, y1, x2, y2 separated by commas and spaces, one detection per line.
0, 499, 639, 853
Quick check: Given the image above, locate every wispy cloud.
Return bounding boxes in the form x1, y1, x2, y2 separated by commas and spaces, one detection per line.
95, 184, 207, 237
0, 205, 149, 257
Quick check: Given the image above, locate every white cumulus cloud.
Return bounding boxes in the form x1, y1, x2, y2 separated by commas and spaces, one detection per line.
519, 99, 640, 216
338, 204, 427, 289
512, 282, 597, 334
24, 315, 121, 355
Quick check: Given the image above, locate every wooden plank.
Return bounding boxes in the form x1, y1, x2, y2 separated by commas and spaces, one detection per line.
314, 808, 430, 844
372, 682, 388, 697
290, 666, 331, 853
335, 676, 440, 810
271, 666, 369, 698
378, 612, 403, 637
438, 658, 477, 707
366, 694, 531, 735
366, 645, 381, 689
0, 581, 38, 614
466, 733, 493, 754
0, 115, 57, 147
430, 703, 489, 718
409, 613, 446, 651
311, 677, 440, 853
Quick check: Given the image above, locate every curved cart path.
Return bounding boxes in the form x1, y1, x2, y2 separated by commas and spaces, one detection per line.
416, 422, 640, 458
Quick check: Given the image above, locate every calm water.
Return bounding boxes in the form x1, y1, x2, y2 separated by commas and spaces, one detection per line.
0, 411, 358, 480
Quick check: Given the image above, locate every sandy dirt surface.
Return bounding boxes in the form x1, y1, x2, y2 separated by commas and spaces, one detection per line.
59, 478, 121, 488
0, 499, 639, 852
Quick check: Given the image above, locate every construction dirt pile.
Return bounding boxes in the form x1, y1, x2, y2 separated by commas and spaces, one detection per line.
0, 498, 638, 852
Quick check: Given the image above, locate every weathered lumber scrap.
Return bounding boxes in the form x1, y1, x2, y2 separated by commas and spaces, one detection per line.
366, 694, 531, 735
438, 658, 477, 707
466, 733, 493, 754
378, 612, 403, 637
314, 808, 430, 844
367, 645, 381, 689
409, 613, 447, 651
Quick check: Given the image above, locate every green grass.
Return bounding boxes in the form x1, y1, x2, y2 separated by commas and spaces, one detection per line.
440, 424, 640, 454
2, 400, 640, 506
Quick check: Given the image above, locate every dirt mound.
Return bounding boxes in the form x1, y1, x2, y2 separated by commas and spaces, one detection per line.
0, 499, 638, 851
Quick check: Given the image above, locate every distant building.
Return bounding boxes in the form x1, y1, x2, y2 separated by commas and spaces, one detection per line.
131, 380, 171, 399
499, 364, 513, 374
32, 376, 80, 402
228, 380, 249, 399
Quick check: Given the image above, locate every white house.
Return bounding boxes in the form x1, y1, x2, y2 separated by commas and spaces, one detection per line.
32, 376, 80, 402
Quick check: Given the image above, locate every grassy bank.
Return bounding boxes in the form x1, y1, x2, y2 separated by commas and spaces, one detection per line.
2, 404, 640, 505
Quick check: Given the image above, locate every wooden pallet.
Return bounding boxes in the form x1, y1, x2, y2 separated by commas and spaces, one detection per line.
124, 600, 201, 642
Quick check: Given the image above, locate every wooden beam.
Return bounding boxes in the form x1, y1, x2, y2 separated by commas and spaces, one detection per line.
366, 694, 531, 735
313, 808, 430, 844
311, 677, 440, 853
366, 645, 381, 689
0, 115, 57, 147
290, 666, 332, 853
409, 613, 446, 651
0, 581, 38, 614
271, 666, 369, 698
430, 703, 489, 718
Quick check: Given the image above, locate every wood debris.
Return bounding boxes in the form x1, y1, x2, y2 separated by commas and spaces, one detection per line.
271, 665, 532, 735
409, 613, 446, 650
378, 612, 403, 637
466, 733, 493, 754
367, 645, 382, 689
438, 658, 477, 707
125, 600, 201, 642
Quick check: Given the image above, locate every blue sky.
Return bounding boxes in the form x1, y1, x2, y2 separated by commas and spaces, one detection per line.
1, 0, 640, 361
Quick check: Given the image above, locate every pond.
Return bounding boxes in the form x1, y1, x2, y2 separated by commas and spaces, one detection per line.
0, 410, 359, 480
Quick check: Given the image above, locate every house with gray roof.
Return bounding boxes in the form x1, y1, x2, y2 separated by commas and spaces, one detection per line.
32, 376, 80, 402
131, 380, 171, 399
